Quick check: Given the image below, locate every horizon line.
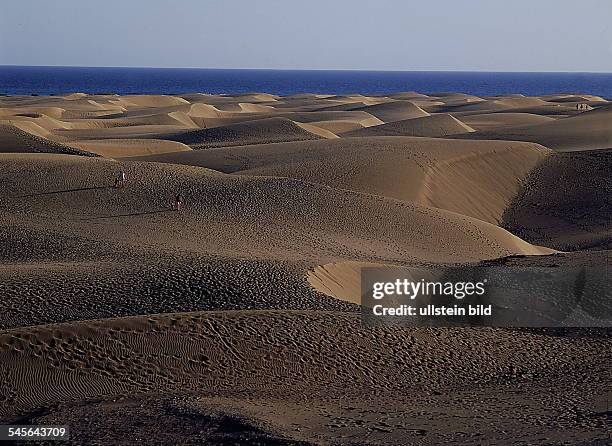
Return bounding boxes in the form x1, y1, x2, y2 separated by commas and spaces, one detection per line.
1, 64, 611, 75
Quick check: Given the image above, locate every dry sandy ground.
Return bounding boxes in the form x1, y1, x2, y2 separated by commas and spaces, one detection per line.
0, 92, 610, 445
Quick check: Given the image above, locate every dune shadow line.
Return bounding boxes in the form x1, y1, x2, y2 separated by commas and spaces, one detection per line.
20, 186, 111, 198
81, 209, 173, 220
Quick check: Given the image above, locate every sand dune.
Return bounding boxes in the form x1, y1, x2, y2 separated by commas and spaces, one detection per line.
225, 93, 280, 102
432, 96, 585, 117
341, 113, 474, 138
308, 258, 609, 328
3, 112, 72, 131
179, 93, 222, 103
0, 105, 66, 119
60, 109, 126, 120
115, 95, 190, 107
459, 106, 612, 151
117, 103, 191, 117
318, 100, 430, 121
0, 149, 556, 331
428, 93, 485, 108
0, 91, 609, 445
53, 124, 192, 141
166, 117, 325, 148
307, 261, 400, 304
430, 92, 482, 100
1, 310, 608, 444
303, 119, 365, 134
90, 112, 197, 128
0, 124, 94, 156
275, 110, 384, 127
540, 93, 607, 103
166, 110, 198, 127
203, 102, 277, 114
283, 93, 334, 100
387, 91, 432, 100
503, 149, 611, 250
0, 153, 547, 266
482, 104, 583, 117
67, 139, 193, 158
435, 100, 514, 114
236, 102, 276, 113
350, 101, 430, 122
134, 136, 551, 225
0, 96, 125, 117
323, 94, 389, 104
7, 120, 56, 139
491, 96, 550, 108
461, 112, 556, 131
186, 102, 229, 118
310, 101, 372, 112
185, 110, 384, 130
293, 121, 339, 138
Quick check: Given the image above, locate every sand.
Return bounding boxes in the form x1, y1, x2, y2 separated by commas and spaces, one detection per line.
131, 136, 551, 225
502, 149, 611, 250
340, 113, 475, 137
460, 112, 556, 131
0, 124, 94, 156
67, 139, 193, 158
457, 105, 612, 151
349, 100, 430, 122
166, 117, 325, 148
0, 91, 610, 445
1, 311, 609, 445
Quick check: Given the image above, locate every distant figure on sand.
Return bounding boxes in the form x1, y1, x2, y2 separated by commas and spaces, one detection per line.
174, 192, 183, 211
115, 170, 126, 188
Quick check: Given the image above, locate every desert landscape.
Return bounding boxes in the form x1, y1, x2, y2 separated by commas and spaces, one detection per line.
0, 91, 610, 444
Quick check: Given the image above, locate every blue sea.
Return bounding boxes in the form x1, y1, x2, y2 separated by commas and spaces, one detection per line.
1, 66, 611, 98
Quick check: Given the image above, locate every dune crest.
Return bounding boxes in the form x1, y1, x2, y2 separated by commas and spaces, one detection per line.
167, 117, 325, 148
341, 113, 475, 138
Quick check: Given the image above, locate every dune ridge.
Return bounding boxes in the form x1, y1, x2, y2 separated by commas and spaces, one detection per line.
167, 117, 325, 148
341, 113, 475, 138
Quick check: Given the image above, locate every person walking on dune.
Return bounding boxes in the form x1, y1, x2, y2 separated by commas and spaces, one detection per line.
115, 170, 126, 188
174, 192, 183, 211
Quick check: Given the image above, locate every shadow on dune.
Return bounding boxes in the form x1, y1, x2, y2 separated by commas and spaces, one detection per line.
501, 149, 612, 251
19, 186, 111, 197
81, 209, 174, 220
